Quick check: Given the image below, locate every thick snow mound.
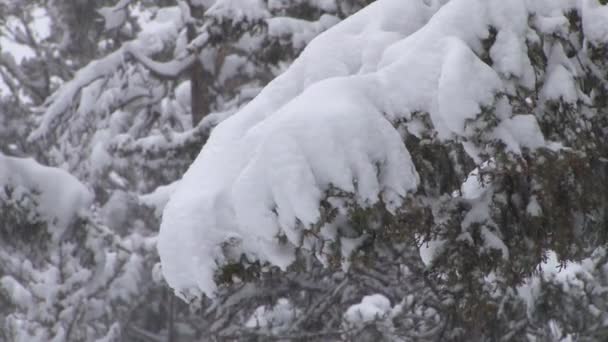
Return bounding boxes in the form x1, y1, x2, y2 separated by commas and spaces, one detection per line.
159, 0, 557, 298
0, 153, 93, 238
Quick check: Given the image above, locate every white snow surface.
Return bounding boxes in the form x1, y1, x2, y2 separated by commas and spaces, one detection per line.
159, 0, 559, 298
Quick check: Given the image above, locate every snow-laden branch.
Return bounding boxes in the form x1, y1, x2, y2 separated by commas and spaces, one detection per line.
0, 52, 47, 100
29, 5, 189, 141
29, 48, 125, 140
158, 0, 438, 299
125, 46, 197, 79
0, 152, 93, 239
107, 110, 231, 159
158, 0, 576, 299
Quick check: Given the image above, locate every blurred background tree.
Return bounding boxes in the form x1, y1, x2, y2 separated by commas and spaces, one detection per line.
0, 0, 372, 340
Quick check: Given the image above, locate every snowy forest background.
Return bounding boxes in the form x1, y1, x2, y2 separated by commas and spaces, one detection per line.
1, 0, 608, 341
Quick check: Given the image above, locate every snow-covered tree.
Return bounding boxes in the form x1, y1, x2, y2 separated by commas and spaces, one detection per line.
2, 0, 373, 340
158, 0, 608, 340
27, 0, 369, 196
0, 153, 159, 341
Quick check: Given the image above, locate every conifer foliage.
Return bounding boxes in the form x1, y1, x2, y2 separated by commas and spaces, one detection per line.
1, 0, 608, 341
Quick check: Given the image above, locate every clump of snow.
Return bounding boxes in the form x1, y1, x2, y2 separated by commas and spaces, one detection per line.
245, 298, 299, 330
101, 190, 136, 234
175, 80, 192, 111
139, 181, 180, 217
419, 237, 446, 267
206, 0, 269, 23
0, 276, 33, 309
490, 29, 535, 88
268, 0, 338, 13
581, 0, 608, 44
267, 14, 340, 50
0, 153, 93, 238
435, 38, 503, 137
541, 44, 579, 103
525, 0, 577, 18
460, 159, 495, 200
159, 0, 557, 298
97, 0, 129, 31
137, 6, 184, 42
542, 65, 578, 103
461, 187, 510, 260
517, 249, 602, 317
109, 254, 143, 302
533, 15, 570, 37
526, 195, 542, 216
344, 294, 392, 326
494, 115, 547, 153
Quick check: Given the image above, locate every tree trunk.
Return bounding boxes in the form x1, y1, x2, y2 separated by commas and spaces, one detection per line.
186, 12, 211, 127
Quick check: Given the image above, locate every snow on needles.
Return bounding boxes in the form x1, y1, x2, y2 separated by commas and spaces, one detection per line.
159, 0, 558, 298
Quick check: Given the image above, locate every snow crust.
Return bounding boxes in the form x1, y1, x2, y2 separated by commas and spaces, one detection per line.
159, 0, 560, 298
